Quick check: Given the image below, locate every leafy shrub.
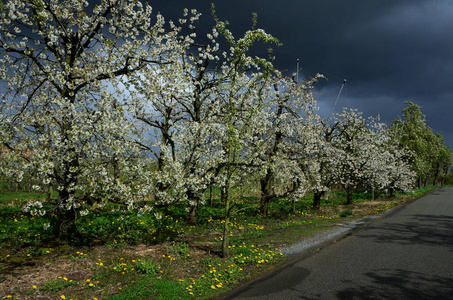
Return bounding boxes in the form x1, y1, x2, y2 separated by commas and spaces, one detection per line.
167, 241, 190, 256
340, 210, 353, 217
135, 258, 160, 275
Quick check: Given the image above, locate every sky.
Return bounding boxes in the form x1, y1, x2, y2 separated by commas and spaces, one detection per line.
150, 0, 453, 149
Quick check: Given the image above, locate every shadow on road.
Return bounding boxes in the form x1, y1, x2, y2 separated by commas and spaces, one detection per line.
356, 214, 453, 251
337, 268, 453, 300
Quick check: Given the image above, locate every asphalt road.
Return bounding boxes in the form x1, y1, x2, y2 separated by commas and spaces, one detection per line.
223, 187, 453, 300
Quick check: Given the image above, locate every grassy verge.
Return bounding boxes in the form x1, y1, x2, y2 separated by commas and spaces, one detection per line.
0, 186, 439, 299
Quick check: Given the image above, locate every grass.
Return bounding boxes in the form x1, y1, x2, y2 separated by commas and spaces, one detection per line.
0, 186, 440, 299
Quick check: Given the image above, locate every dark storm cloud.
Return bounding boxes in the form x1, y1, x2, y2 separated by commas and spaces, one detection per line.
151, 0, 453, 148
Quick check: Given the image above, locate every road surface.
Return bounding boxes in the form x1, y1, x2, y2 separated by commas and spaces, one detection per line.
223, 187, 453, 299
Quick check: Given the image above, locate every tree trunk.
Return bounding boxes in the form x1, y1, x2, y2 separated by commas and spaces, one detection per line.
346, 189, 353, 205
186, 190, 199, 226
290, 198, 296, 214
433, 163, 440, 186
290, 179, 300, 214
260, 196, 270, 215
57, 207, 79, 244
313, 191, 324, 211
47, 185, 54, 201
56, 190, 81, 244
418, 175, 422, 189
187, 202, 198, 226
221, 185, 230, 258
209, 183, 213, 206
389, 187, 395, 198
441, 167, 448, 185
259, 174, 274, 215
424, 176, 429, 187
222, 214, 230, 258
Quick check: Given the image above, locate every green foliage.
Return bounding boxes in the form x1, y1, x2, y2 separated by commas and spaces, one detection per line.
167, 242, 190, 257
340, 210, 353, 217
393, 101, 453, 186
76, 208, 186, 245
40, 278, 76, 292
135, 258, 161, 275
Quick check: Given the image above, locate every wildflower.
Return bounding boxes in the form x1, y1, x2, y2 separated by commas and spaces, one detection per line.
61, 296, 66, 299
33, 285, 37, 289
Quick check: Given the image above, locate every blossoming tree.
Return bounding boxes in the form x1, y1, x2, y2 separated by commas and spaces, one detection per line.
326, 108, 415, 204
0, 0, 182, 243
130, 9, 280, 226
